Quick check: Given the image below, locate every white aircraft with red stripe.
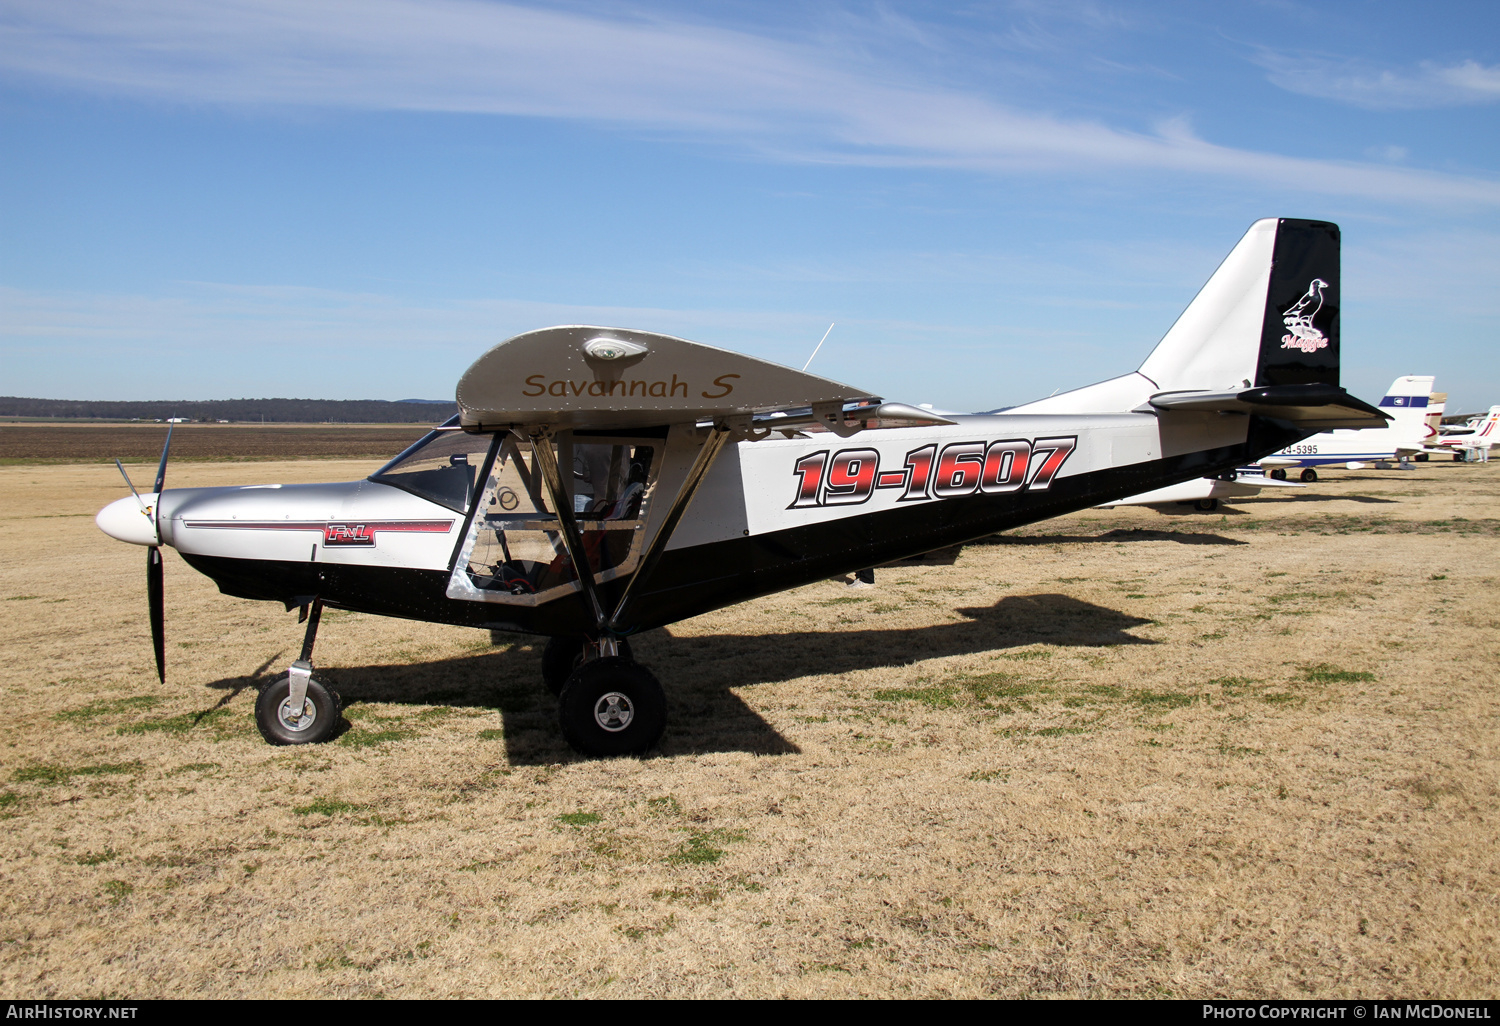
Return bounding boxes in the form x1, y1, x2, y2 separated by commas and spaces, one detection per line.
97, 218, 1386, 758
1429, 405, 1500, 460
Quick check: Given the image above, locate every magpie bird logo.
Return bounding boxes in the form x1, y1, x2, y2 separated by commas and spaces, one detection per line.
1281, 279, 1330, 353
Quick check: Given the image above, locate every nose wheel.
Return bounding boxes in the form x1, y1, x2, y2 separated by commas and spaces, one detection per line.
256, 671, 341, 745
557, 656, 666, 757
252, 596, 342, 745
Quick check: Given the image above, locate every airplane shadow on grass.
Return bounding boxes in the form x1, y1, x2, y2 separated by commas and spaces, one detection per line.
1281, 492, 1399, 504
976, 529, 1247, 546
204, 594, 1152, 765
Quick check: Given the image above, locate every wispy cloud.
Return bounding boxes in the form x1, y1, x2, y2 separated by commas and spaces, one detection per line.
1257, 50, 1500, 110
2, 0, 1498, 206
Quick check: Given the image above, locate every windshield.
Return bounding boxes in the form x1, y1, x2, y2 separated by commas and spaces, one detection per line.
369, 417, 497, 513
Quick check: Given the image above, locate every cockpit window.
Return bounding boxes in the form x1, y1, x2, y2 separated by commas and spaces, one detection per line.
369, 417, 497, 513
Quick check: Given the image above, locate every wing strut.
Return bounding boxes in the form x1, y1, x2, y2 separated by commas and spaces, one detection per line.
527, 423, 733, 640
607, 425, 731, 634
528, 429, 610, 631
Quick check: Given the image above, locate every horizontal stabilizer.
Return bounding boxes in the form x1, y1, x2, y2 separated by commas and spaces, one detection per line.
1148, 383, 1388, 429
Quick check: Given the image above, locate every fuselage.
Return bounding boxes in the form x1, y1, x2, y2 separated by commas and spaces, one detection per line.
100, 407, 1308, 637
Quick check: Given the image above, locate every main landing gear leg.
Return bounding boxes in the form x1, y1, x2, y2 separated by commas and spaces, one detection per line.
528, 424, 730, 756
255, 598, 342, 746
541, 635, 634, 696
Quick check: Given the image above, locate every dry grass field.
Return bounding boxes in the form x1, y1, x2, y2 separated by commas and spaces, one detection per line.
0, 452, 1496, 998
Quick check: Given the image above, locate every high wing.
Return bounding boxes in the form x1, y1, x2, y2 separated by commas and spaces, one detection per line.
456, 325, 878, 432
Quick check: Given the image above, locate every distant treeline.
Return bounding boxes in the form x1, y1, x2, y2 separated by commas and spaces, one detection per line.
0, 397, 457, 424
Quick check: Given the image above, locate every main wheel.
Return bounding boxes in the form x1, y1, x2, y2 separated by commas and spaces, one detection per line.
1415, 453, 1429, 462
255, 672, 341, 745
557, 657, 666, 757
1269, 468, 1288, 480
1194, 498, 1220, 512
1300, 468, 1318, 482
541, 636, 633, 695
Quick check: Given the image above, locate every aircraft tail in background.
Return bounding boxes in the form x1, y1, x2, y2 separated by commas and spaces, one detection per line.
1472, 407, 1500, 445
1255, 374, 1434, 470
1378, 375, 1438, 454
1424, 392, 1447, 447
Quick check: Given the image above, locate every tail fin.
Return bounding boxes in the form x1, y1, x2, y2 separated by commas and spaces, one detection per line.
1378, 375, 1436, 449
1140, 217, 1340, 393
1424, 392, 1447, 445
1014, 218, 1344, 415
1474, 406, 1500, 445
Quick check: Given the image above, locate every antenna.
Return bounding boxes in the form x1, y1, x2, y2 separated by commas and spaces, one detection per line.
803, 323, 835, 372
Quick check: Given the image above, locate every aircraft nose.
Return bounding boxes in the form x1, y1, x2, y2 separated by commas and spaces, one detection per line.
96, 493, 161, 547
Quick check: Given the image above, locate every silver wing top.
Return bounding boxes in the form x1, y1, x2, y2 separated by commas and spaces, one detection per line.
456, 325, 877, 431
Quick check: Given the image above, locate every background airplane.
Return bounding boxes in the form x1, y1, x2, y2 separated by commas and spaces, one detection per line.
1429, 405, 1500, 460
1253, 375, 1433, 480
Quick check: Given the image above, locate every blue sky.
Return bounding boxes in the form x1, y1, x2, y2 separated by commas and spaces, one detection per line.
2, 0, 1497, 412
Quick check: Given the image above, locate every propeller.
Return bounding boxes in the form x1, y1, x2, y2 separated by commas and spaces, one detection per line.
114, 428, 172, 683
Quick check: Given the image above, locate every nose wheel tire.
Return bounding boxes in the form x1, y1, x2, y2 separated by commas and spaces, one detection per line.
255, 671, 342, 745
557, 656, 666, 757
542, 636, 634, 696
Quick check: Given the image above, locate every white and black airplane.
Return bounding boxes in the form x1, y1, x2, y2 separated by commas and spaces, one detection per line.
97, 218, 1386, 756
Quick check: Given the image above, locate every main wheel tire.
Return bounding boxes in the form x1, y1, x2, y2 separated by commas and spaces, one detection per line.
1194, 498, 1220, 512
541, 636, 633, 695
255, 672, 341, 746
1300, 468, 1319, 482
557, 657, 666, 757
1270, 468, 1288, 480
1415, 453, 1429, 462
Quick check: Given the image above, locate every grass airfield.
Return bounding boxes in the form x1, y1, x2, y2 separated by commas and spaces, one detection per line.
0, 457, 1496, 998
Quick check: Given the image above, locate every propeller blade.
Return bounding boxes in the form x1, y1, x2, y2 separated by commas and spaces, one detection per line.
113, 458, 147, 512
153, 425, 172, 495
147, 545, 165, 684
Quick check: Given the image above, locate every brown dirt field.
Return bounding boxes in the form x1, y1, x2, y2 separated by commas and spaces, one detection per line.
0, 424, 431, 464
0, 459, 1496, 998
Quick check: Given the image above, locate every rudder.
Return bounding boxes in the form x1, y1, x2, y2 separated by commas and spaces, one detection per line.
1255, 219, 1340, 388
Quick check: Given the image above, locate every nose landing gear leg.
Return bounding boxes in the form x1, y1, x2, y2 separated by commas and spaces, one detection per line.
255, 598, 343, 745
